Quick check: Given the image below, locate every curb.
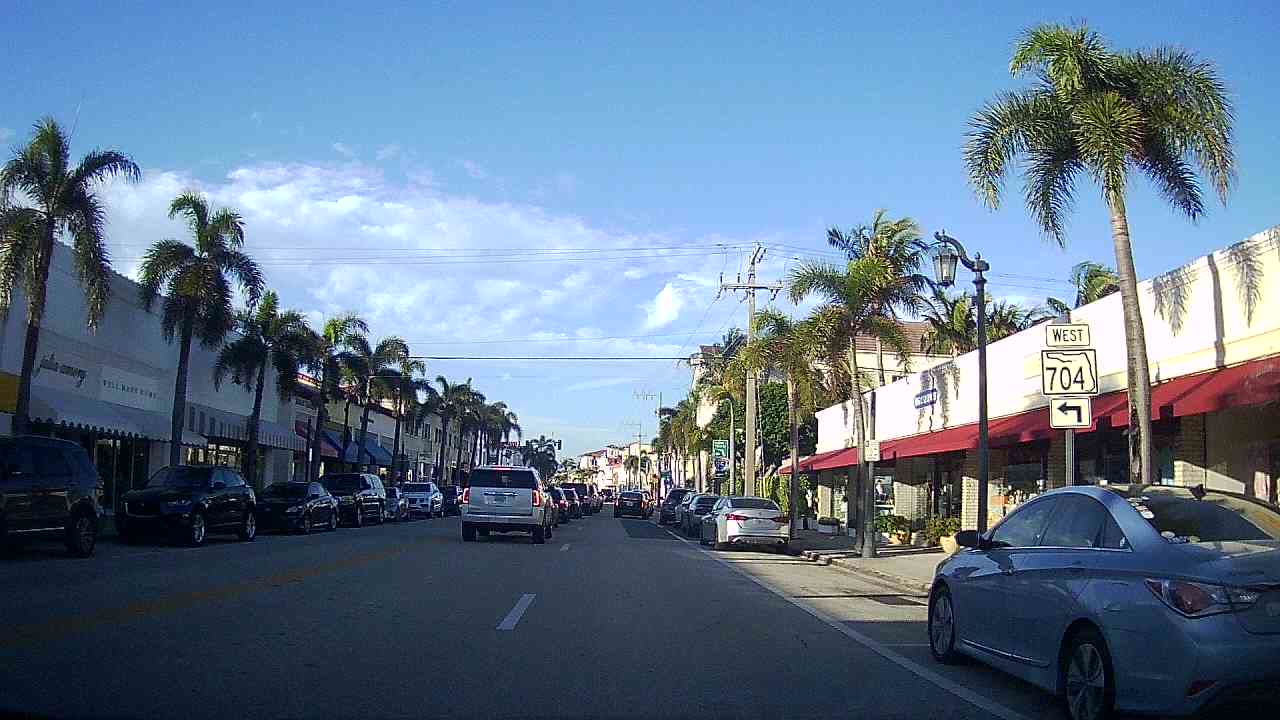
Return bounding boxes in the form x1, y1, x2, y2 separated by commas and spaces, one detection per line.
798, 550, 934, 595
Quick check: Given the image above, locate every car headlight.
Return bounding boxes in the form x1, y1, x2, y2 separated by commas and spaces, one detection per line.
164, 500, 192, 510
285, 505, 304, 514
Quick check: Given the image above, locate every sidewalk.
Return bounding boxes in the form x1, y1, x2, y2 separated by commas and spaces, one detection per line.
789, 529, 944, 594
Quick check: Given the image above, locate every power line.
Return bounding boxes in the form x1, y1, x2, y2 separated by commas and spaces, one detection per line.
409, 355, 691, 361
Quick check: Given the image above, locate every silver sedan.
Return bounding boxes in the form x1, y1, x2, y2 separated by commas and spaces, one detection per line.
927, 484, 1280, 720
700, 496, 790, 551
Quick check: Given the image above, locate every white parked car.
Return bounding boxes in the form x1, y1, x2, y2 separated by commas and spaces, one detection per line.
402, 482, 443, 518
700, 496, 791, 551
461, 466, 554, 544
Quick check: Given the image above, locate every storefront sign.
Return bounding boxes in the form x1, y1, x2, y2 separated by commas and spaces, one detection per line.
33, 350, 91, 392
913, 388, 938, 409
100, 367, 160, 410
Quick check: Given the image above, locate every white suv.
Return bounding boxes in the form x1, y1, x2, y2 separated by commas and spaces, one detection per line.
460, 465, 554, 544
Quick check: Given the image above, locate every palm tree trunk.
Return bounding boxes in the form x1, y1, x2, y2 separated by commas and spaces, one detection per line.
787, 377, 800, 528
358, 393, 373, 473
169, 316, 195, 468
342, 397, 353, 464
437, 417, 450, 483
392, 390, 403, 481
1108, 194, 1155, 485
12, 228, 55, 436
876, 337, 886, 386
244, 360, 266, 488
308, 389, 327, 483
847, 341, 875, 558
454, 426, 466, 483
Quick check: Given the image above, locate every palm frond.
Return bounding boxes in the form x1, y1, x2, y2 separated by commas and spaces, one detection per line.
66, 149, 140, 191
137, 239, 195, 309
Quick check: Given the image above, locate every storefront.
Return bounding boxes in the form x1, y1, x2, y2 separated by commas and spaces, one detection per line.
813, 225, 1280, 533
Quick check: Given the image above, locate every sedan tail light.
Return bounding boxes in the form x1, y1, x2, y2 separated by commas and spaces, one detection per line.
725, 513, 749, 521
1145, 578, 1259, 617
461, 488, 470, 504
772, 515, 789, 524
532, 490, 542, 507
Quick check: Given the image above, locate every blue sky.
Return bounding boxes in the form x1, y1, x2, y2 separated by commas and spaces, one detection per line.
4, 1, 1279, 455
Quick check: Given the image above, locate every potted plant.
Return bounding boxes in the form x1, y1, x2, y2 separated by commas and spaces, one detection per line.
817, 516, 840, 535
875, 514, 912, 545
926, 517, 962, 553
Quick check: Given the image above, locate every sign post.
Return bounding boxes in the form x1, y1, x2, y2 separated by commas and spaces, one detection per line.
712, 439, 728, 494
1044, 323, 1096, 486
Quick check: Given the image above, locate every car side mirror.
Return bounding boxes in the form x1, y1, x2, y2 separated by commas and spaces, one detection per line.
210, 480, 227, 490
955, 530, 983, 549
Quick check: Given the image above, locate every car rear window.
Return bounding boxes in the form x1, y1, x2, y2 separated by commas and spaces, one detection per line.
730, 498, 778, 510
262, 483, 309, 498
693, 497, 719, 510
321, 474, 364, 493
403, 483, 431, 493
470, 468, 538, 489
563, 489, 579, 499
621, 492, 642, 499
665, 489, 691, 503
1104, 485, 1280, 543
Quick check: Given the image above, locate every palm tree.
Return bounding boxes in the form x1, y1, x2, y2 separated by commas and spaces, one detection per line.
827, 210, 932, 384
1071, 261, 1121, 307
790, 253, 918, 558
347, 335, 410, 471
623, 455, 640, 489
213, 291, 317, 486
433, 376, 476, 484
455, 386, 486, 474
920, 289, 976, 356
739, 309, 823, 527
966, 23, 1235, 483
307, 313, 367, 482
0, 118, 139, 434
139, 193, 263, 467
388, 356, 428, 480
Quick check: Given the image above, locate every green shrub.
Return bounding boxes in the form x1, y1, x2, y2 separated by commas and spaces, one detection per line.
875, 514, 912, 543
924, 516, 961, 546
817, 516, 840, 527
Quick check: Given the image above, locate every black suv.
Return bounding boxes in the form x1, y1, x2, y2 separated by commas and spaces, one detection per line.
118, 465, 258, 546
320, 473, 387, 526
441, 484, 463, 516
0, 436, 102, 557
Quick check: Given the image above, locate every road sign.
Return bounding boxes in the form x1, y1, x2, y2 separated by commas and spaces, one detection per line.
863, 440, 881, 463
712, 439, 729, 478
1045, 323, 1091, 347
1050, 397, 1092, 429
1041, 349, 1099, 396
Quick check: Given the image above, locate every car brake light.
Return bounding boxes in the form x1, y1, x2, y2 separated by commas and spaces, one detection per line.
532, 490, 542, 507
772, 515, 789, 524
725, 513, 749, 521
461, 488, 470, 504
1145, 578, 1258, 617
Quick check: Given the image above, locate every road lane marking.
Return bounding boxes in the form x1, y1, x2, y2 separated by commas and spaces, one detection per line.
560, 543, 571, 551
657, 525, 1032, 720
496, 593, 536, 631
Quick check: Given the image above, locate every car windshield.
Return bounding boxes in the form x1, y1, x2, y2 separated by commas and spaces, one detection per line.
261, 484, 309, 498
693, 498, 719, 510
404, 483, 431, 493
1104, 485, 1280, 543
621, 492, 642, 500
730, 498, 778, 510
146, 467, 214, 489
321, 474, 364, 493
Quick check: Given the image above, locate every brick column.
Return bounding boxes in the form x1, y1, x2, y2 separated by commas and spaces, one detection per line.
1047, 436, 1067, 489
1174, 415, 1208, 487
961, 451, 980, 531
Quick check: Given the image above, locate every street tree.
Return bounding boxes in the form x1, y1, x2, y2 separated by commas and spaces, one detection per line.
348, 335, 410, 471
0, 118, 139, 434
307, 313, 368, 482
139, 193, 263, 467
966, 22, 1235, 483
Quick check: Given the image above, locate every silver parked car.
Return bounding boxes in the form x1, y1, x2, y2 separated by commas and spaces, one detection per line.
927, 484, 1280, 720
402, 482, 443, 518
461, 465, 554, 544
700, 496, 790, 551
383, 487, 409, 522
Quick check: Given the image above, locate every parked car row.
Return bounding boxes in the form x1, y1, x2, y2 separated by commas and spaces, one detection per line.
563, 482, 604, 514
460, 465, 601, 544
1, 436, 467, 556
663, 489, 791, 551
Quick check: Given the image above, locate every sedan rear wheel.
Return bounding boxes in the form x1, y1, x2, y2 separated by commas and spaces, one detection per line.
65, 512, 97, 557
188, 511, 207, 547
238, 510, 256, 541
328, 511, 338, 531
1063, 629, 1114, 720
301, 511, 312, 534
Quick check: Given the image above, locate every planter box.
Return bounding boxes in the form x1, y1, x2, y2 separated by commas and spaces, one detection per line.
817, 523, 839, 535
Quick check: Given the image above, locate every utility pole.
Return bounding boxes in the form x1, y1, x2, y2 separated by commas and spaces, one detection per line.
635, 389, 664, 494
719, 243, 782, 497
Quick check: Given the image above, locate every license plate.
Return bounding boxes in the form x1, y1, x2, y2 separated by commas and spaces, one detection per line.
489, 495, 510, 506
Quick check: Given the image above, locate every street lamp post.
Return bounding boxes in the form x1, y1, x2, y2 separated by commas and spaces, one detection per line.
931, 231, 992, 534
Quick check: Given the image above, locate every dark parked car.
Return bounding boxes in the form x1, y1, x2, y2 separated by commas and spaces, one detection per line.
257, 482, 338, 533
440, 485, 463, 516
681, 494, 720, 536
119, 466, 257, 546
561, 488, 583, 519
320, 473, 387, 526
0, 435, 102, 557
658, 488, 693, 525
548, 486, 569, 524
564, 483, 600, 514
614, 490, 649, 518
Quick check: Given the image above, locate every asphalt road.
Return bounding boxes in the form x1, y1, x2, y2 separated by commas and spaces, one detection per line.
1, 507, 1072, 720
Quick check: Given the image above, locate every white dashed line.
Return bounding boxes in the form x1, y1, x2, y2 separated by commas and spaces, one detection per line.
496, 593, 536, 631
560, 543, 571, 551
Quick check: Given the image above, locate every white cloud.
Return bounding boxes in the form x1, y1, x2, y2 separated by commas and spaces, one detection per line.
641, 283, 683, 330
332, 142, 355, 158
458, 159, 488, 179
375, 144, 401, 161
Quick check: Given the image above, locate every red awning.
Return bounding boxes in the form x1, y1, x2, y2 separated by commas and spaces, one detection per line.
811, 447, 859, 471
779, 448, 845, 474
880, 355, 1280, 462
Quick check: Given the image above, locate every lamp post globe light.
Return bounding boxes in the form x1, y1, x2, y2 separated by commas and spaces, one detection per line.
931, 231, 992, 534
